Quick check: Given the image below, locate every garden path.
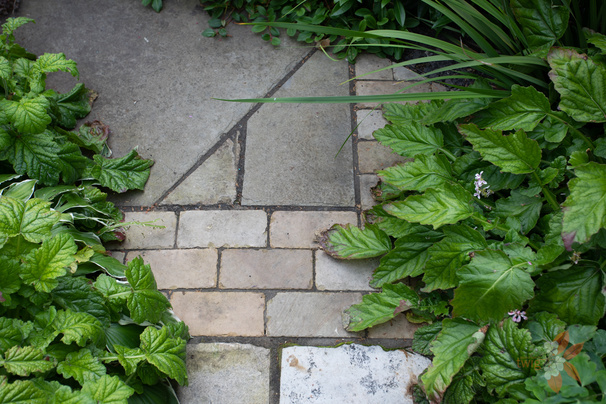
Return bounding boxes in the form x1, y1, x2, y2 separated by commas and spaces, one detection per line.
15, 0, 446, 402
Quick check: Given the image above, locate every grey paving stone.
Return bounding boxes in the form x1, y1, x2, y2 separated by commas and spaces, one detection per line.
107, 251, 125, 264
242, 52, 355, 207
367, 315, 424, 340
357, 141, 409, 174
121, 211, 177, 249
315, 251, 378, 291
356, 109, 389, 140
354, 54, 393, 80
170, 291, 265, 336
393, 65, 425, 81
280, 344, 431, 404
16, 0, 308, 206
220, 249, 312, 289
355, 81, 432, 108
126, 249, 217, 289
269, 211, 358, 248
359, 174, 380, 210
266, 292, 363, 337
178, 343, 270, 404
177, 210, 267, 248
161, 137, 239, 206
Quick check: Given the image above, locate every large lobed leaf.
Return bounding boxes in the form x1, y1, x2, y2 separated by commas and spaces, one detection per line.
373, 121, 444, 158
0, 345, 55, 376
56, 348, 106, 386
511, 0, 568, 54
378, 154, 454, 192
139, 326, 187, 385
126, 257, 171, 324
89, 150, 153, 193
0, 96, 52, 134
317, 223, 391, 259
0, 197, 59, 243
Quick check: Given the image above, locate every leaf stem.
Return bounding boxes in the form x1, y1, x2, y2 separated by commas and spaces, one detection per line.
531, 170, 560, 211
439, 148, 457, 162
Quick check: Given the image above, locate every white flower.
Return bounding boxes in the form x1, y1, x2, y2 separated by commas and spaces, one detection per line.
473, 171, 493, 199
508, 309, 527, 323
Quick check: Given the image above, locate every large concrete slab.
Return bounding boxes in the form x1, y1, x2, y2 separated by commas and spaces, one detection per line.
178, 343, 270, 404
280, 344, 431, 404
242, 52, 355, 207
15, 0, 308, 206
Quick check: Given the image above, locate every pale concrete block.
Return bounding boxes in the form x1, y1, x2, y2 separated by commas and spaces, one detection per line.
121, 211, 177, 249
359, 174, 380, 210
357, 141, 409, 173
356, 109, 389, 140
125, 249, 217, 289
107, 251, 125, 264
177, 210, 267, 248
280, 344, 431, 403
393, 65, 425, 81
266, 292, 363, 337
355, 81, 432, 108
270, 211, 358, 248
367, 314, 425, 339
354, 53, 393, 80
177, 343, 270, 404
220, 249, 312, 289
315, 251, 378, 291
170, 291, 265, 336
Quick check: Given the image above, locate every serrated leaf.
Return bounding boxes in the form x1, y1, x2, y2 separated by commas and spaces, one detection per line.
511, 0, 568, 51
346, 283, 419, 331
384, 183, 475, 229
422, 224, 487, 292
421, 318, 485, 402
114, 345, 144, 375
48, 84, 93, 129
364, 205, 431, 238
451, 249, 535, 322
382, 100, 444, 124
21, 233, 77, 292
1, 17, 35, 37
459, 124, 541, 174
548, 48, 606, 122
81, 374, 134, 403
412, 322, 442, 356
52, 276, 111, 327
93, 274, 130, 315
423, 82, 492, 124
126, 257, 171, 324
529, 267, 605, 326
0, 378, 47, 404
1, 96, 51, 134
90, 150, 153, 193
0, 256, 21, 301
373, 121, 444, 158
371, 233, 441, 287
35, 53, 78, 77
493, 191, 543, 234
378, 154, 453, 192
0, 318, 25, 354
480, 319, 543, 396
584, 28, 606, 53
140, 326, 187, 385
443, 358, 483, 404
317, 223, 391, 259
56, 348, 106, 385
53, 309, 104, 348
0, 345, 55, 376
526, 312, 566, 343
562, 162, 606, 247
531, 114, 568, 144
473, 85, 551, 131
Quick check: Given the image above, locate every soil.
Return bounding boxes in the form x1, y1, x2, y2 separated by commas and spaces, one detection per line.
0, 0, 19, 16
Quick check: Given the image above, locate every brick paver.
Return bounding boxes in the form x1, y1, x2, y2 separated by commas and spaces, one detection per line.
357, 140, 409, 173
315, 251, 378, 291
121, 211, 177, 249
269, 211, 358, 248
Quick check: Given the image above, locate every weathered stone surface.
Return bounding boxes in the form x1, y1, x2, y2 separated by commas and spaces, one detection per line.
280, 344, 431, 403
356, 109, 389, 140
367, 314, 424, 340
315, 251, 378, 291
126, 249, 217, 289
354, 54, 393, 80
120, 211, 177, 249
393, 66, 424, 81
170, 291, 265, 336
242, 52, 354, 207
162, 138, 239, 206
357, 141, 409, 173
359, 174, 380, 210
177, 210, 267, 248
178, 343, 270, 404
355, 81, 432, 108
269, 211, 358, 248
266, 292, 362, 337
220, 249, 312, 289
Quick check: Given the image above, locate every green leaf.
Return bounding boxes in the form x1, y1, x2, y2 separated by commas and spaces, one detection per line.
422, 82, 492, 124
126, 257, 171, 324
53, 309, 104, 348
373, 121, 444, 158
21, 233, 77, 292
443, 357, 484, 404
451, 249, 535, 322
0, 378, 47, 404
479, 319, 542, 396
317, 223, 391, 259
459, 124, 541, 174
526, 312, 566, 343
382, 101, 444, 125
384, 183, 475, 229
378, 154, 453, 192
0, 345, 55, 376
35, 53, 78, 77
346, 283, 418, 331
115, 345, 144, 375
511, 0, 568, 51
0, 197, 57, 244
0, 318, 26, 354
0, 256, 21, 301
547, 48, 606, 123
412, 322, 442, 356
81, 374, 135, 403
562, 162, 606, 247
93, 274, 130, 315
473, 85, 551, 131
52, 276, 111, 327
1, 17, 35, 38
1, 96, 51, 134
493, 191, 543, 234
48, 83, 93, 129
529, 267, 605, 326
139, 326, 187, 385
201, 28, 216, 37
421, 318, 485, 402
90, 150, 153, 193
422, 224, 488, 292
531, 115, 568, 144
371, 233, 442, 287
56, 348, 105, 385
584, 28, 606, 53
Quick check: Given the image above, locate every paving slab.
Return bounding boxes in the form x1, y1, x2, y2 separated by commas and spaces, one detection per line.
367, 315, 424, 340
242, 51, 355, 207
357, 141, 409, 174
178, 343, 270, 404
15, 0, 308, 206
269, 211, 358, 248
280, 344, 431, 403
121, 211, 177, 249
359, 174, 380, 210
315, 251, 378, 291
356, 109, 390, 140
354, 54, 394, 80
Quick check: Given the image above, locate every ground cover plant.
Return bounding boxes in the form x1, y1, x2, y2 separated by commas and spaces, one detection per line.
0, 17, 189, 403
